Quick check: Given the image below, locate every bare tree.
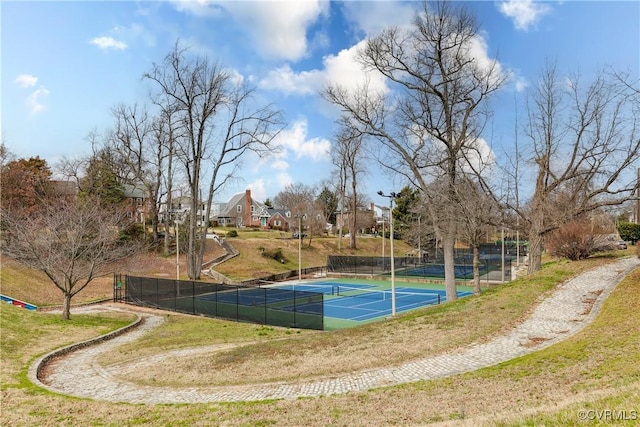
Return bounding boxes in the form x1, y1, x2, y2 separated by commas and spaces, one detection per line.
332, 118, 367, 249
454, 177, 500, 295
274, 182, 319, 244
517, 63, 640, 273
198, 80, 284, 265
1, 197, 142, 320
144, 42, 283, 279
0, 138, 14, 171
323, 1, 506, 301
108, 103, 174, 246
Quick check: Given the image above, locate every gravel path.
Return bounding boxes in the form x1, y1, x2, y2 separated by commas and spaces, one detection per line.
28, 257, 639, 404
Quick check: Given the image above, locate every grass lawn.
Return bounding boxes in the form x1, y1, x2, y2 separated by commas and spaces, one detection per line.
1, 244, 638, 425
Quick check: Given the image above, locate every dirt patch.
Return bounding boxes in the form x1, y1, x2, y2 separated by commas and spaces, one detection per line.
581, 289, 603, 315
522, 336, 551, 348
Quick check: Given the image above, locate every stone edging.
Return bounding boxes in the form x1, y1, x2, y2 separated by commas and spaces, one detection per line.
27, 313, 144, 386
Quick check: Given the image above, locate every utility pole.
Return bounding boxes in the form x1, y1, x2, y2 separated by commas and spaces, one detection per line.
636, 167, 639, 224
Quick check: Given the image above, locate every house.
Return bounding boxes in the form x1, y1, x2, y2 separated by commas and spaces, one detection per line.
213, 189, 269, 228
160, 195, 207, 226
212, 189, 297, 230
336, 203, 380, 235
265, 208, 293, 231
122, 183, 150, 224
49, 179, 151, 225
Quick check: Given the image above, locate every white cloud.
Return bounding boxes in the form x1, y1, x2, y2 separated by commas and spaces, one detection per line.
462, 34, 507, 87
259, 41, 388, 97
340, 1, 416, 38
224, 1, 329, 61
169, 0, 224, 17
249, 119, 330, 193
276, 172, 293, 190
26, 87, 50, 115
463, 137, 496, 174
512, 73, 529, 92
498, 0, 551, 31
274, 119, 331, 161
270, 159, 289, 171
245, 179, 267, 202
15, 74, 38, 88
90, 36, 128, 50
172, 0, 328, 61
322, 40, 387, 94
260, 65, 323, 95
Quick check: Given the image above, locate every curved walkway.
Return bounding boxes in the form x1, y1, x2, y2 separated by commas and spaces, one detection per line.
29, 257, 640, 404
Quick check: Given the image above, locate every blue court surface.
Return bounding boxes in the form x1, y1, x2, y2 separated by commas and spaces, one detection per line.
268, 281, 473, 326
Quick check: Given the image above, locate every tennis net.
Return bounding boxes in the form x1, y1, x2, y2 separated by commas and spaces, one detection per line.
333, 285, 441, 304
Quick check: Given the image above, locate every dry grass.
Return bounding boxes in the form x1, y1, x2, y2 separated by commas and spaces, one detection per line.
214, 230, 412, 280
1, 240, 638, 426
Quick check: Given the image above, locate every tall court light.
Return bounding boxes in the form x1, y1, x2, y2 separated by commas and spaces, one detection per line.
377, 190, 397, 316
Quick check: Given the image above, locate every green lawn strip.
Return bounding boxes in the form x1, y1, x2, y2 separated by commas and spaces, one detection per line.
497, 388, 640, 427
1, 305, 135, 388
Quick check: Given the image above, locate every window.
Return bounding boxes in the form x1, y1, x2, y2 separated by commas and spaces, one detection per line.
274, 220, 281, 227
250, 205, 254, 212
237, 205, 242, 213
286, 211, 291, 218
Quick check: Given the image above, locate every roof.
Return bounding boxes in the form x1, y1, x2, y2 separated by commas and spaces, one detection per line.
216, 191, 267, 218
122, 182, 147, 198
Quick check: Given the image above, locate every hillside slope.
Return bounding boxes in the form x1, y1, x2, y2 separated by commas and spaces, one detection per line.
1, 231, 412, 306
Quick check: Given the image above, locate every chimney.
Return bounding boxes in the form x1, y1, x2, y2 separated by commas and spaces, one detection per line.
245, 189, 252, 226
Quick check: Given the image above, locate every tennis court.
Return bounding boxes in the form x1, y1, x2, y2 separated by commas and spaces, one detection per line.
266, 279, 473, 330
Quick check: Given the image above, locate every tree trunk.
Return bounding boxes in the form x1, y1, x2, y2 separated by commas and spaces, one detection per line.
472, 244, 481, 296
61, 292, 72, 320
187, 205, 201, 280
442, 232, 457, 302
349, 177, 357, 250
527, 192, 545, 274
528, 226, 544, 274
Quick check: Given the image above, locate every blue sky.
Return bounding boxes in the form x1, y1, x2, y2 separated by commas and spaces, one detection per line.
2, 1, 639, 204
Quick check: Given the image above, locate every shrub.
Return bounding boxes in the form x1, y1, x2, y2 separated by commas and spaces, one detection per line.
546, 220, 616, 261
617, 222, 640, 244
226, 229, 238, 237
119, 223, 144, 241
259, 247, 286, 263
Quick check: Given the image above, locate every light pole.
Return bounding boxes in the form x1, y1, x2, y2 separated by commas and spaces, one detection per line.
377, 191, 397, 316
380, 218, 386, 260
175, 215, 184, 282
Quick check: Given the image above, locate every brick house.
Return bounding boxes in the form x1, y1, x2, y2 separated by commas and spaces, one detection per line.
214, 189, 268, 228
213, 189, 295, 230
